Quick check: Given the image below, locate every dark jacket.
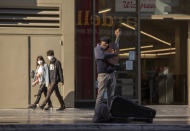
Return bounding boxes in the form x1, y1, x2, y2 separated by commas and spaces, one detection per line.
94, 44, 116, 73
94, 35, 120, 74
49, 57, 64, 84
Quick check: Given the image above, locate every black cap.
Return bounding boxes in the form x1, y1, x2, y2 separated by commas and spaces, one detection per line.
100, 36, 111, 44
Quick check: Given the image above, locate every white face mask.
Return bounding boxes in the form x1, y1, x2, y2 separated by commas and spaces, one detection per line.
163, 67, 168, 75
48, 56, 54, 61
38, 60, 43, 65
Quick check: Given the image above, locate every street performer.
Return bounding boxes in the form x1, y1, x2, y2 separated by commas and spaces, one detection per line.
93, 28, 121, 123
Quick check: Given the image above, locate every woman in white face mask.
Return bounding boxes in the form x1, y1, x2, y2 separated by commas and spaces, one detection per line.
28, 56, 53, 110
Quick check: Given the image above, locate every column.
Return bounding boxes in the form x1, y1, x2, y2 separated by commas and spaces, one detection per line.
187, 21, 190, 105
62, 0, 75, 107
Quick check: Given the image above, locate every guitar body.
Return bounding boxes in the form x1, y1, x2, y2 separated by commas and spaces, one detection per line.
105, 47, 119, 66
107, 56, 119, 66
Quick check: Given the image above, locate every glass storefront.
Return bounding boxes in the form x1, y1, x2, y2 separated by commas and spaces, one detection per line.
140, 20, 187, 104
96, 1, 140, 102
75, 0, 188, 105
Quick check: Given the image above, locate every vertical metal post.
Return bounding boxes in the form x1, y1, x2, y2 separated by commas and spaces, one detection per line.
188, 21, 190, 105
92, 0, 96, 99
136, 0, 141, 104
28, 36, 31, 105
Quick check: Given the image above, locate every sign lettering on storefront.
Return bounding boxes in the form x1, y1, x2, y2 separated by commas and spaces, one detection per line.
116, 0, 156, 12
77, 10, 137, 27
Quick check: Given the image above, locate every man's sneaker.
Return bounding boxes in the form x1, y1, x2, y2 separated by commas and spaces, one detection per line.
39, 105, 45, 110
44, 105, 53, 111
28, 104, 37, 109
56, 105, 66, 111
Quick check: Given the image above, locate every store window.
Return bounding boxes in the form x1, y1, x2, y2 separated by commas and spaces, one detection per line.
97, 0, 140, 101
75, 0, 188, 105
75, 0, 140, 103
139, 0, 188, 105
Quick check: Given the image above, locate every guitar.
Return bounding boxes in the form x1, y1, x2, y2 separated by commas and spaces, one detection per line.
105, 28, 121, 66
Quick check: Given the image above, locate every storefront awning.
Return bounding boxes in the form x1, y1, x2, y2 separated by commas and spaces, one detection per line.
151, 14, 190, 20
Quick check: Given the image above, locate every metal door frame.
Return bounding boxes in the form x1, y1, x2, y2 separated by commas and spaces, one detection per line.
92, 0, 141, 104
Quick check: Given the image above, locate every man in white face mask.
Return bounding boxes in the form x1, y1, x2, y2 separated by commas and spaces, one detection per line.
48, 56, 54, 61
40, 50, 65, 111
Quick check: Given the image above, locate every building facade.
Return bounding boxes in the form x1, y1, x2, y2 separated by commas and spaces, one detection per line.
0, 0, 190, 108
0, 0, 75, 108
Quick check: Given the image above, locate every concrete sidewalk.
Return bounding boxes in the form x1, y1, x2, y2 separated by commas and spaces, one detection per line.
0, 105, 190, 131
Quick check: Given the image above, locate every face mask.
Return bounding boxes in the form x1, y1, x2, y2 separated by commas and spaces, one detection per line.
163, 67, 168, 75
48, 56, 53, 61
38, 60, 43, 65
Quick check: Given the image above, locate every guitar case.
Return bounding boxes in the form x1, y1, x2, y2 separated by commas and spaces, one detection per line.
110, 96, 156, 123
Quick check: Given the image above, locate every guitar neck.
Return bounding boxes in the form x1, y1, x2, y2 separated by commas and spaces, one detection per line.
114, 35, 120, 53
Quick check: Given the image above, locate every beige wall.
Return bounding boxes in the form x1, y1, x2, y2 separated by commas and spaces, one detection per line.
30, 36, 63, 108
0, 36, 28, 108
0, 0, 75, 108
62, 0, 75, 107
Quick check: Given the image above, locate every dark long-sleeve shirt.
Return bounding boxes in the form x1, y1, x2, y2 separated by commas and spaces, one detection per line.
94, 35, 120, 73
94, 44, 116, 73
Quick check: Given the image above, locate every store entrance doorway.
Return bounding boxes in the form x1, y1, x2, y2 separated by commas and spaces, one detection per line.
140, 20, 187, 105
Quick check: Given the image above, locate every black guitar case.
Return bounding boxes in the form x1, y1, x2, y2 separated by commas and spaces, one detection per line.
110, 96, 156, 123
